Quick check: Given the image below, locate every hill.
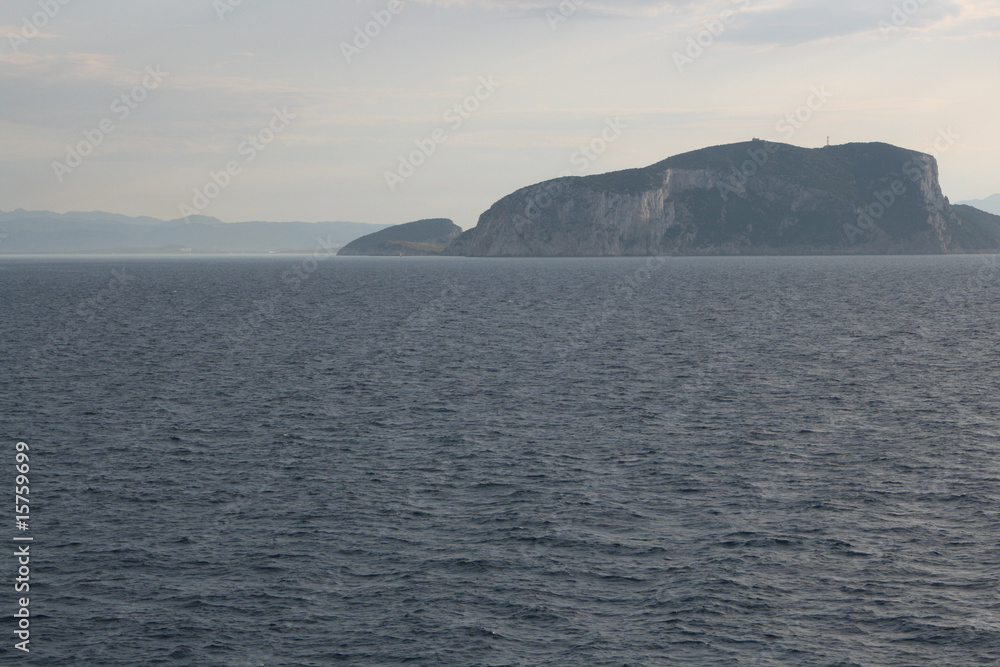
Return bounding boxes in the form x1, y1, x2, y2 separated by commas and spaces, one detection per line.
337, 218, 462, 256
957, 194, 1000, 215
445, 141, 1000, 256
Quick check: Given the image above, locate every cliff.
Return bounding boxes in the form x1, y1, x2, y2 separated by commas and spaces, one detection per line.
338, 218, 461, 256
445, 141, 1000, 256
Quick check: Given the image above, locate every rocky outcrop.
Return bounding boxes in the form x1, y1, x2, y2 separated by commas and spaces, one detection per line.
338, 218, 461, 256
445, 141, 1000, 256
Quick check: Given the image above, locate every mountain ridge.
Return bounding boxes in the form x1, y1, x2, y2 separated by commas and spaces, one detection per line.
445, 141, 1000, 256
0, 210, 390, 254
957, 194, 1000, 215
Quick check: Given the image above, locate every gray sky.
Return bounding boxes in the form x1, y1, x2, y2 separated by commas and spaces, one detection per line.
1, 0, 997, 228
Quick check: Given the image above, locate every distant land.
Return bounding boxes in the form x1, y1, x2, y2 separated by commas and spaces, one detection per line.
338, 219, 462, 256
446, 141, 1000, 257
4, 143, 997, 258
0, 210, 389, 255
957, 194, 1000, 215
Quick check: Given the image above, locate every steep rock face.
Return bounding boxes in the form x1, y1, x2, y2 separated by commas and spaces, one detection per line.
445, 142, 1000, 256
338, 218, 461, 256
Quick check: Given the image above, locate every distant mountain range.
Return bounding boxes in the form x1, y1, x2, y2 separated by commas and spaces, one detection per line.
957, 194, 1000, 215
0, 210, 390, 254
446, 141, 1000, 256
4, 150, 996, 257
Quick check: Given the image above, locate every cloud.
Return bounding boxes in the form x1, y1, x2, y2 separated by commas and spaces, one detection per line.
412, 0, 694, 17
932, 0, 1000, 36
417, 0, 975, 44
640, 0, 969, 46
0, 52, 124, 83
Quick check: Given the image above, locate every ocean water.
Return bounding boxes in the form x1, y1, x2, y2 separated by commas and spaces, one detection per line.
2, 255, 1000, 666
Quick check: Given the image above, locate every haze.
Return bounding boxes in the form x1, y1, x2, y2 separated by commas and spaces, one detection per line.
1, 0, 997, 229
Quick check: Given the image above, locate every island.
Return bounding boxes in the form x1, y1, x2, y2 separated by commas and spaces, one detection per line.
337, 218, 462, 256
444, 141, 1000, 256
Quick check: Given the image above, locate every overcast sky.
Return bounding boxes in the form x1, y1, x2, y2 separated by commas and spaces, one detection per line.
1, 0, 997, 228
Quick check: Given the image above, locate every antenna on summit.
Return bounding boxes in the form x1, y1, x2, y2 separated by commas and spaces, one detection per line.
826, 136, 830, 146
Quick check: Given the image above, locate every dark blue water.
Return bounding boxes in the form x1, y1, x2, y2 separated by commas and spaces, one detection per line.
3, 255, 1000, 666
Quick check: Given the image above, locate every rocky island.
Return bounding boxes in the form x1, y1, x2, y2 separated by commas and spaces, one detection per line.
338, 218, 462, 256
444, 141, 1000, 256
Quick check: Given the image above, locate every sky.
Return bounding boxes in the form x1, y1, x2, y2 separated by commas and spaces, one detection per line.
0, 0, 998, 229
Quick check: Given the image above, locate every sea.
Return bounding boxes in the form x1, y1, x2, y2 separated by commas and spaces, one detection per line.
2, 255, 1000, 666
